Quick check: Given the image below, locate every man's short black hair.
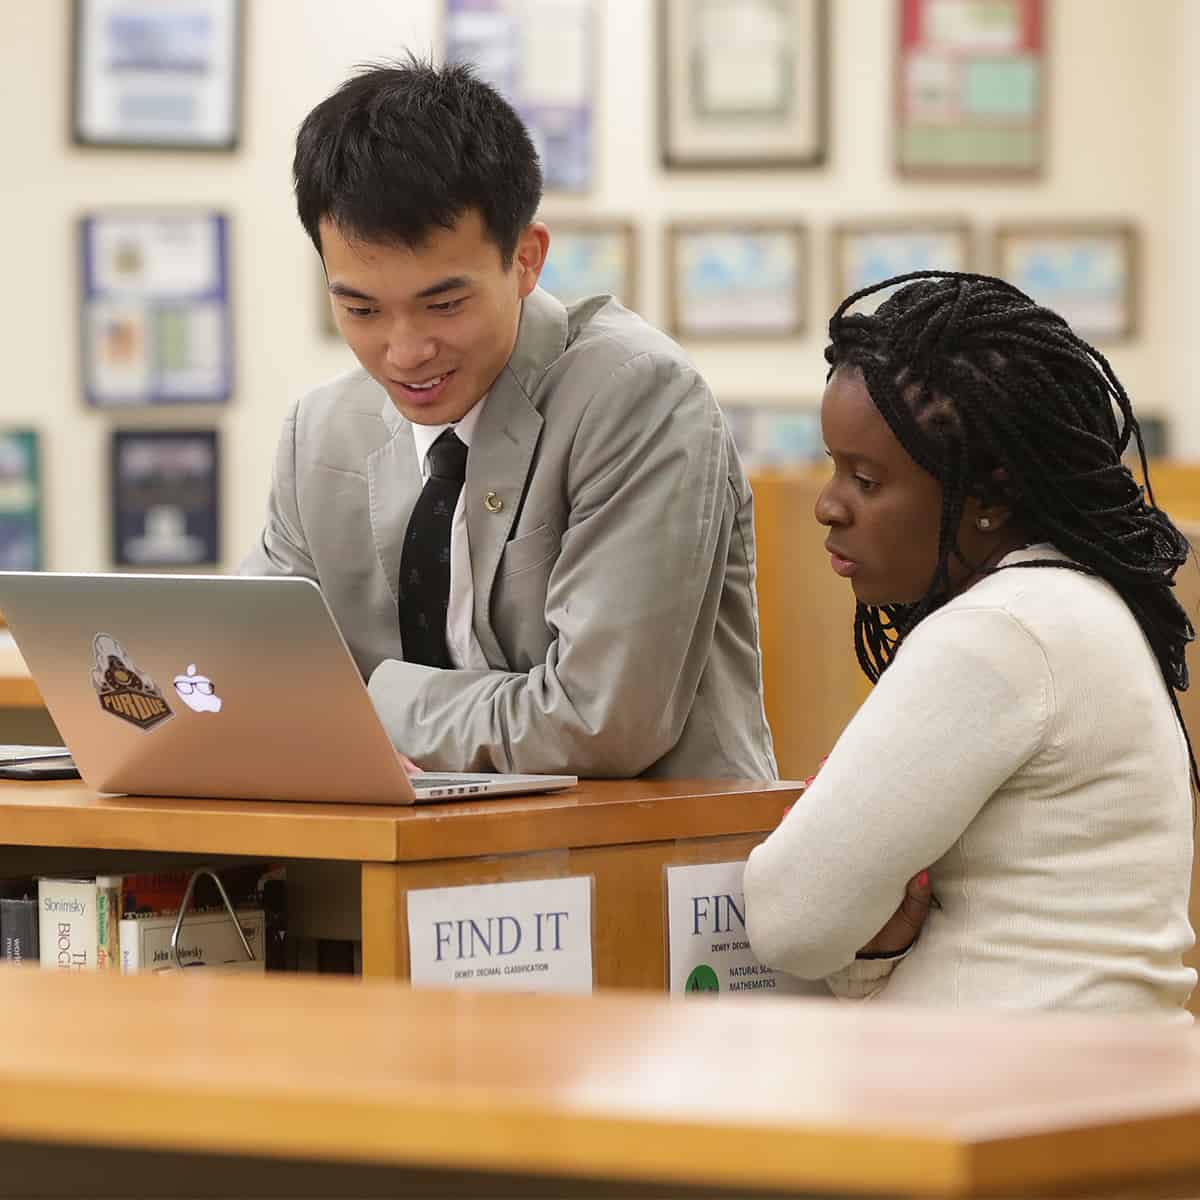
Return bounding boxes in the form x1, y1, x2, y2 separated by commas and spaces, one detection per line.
294, 55, 543, 265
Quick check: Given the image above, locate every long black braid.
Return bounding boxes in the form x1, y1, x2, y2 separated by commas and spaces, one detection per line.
826, 270, 1198, 790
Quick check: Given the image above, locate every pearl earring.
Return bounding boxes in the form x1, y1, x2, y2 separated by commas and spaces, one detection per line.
976, 517, 993, 531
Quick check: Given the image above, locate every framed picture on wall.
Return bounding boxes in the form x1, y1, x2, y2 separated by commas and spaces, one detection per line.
659, 0, 828, 168
539, 221, 638, 309
0, 431, 42, 571
894, 0, 1044, 177
832, 220, 971, 312
722, 403, 823, 469
72, 0, 243, 150
443, 0, 595, 192
111, 430, 220, 568
80, 210, 233, 407
668, 222, 808, 339
995, 223, 1137, 341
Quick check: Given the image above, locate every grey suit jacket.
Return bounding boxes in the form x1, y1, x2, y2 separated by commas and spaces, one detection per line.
242, 288, 777, 779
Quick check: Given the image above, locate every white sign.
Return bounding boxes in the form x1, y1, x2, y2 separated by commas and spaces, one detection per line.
666, 861, 825, 997
406, 876, 593, 994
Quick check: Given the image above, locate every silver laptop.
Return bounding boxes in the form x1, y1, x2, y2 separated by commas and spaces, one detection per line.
0, 572, 576, 805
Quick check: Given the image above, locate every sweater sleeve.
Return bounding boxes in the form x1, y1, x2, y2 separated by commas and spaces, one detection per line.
744, 602, 1053, 981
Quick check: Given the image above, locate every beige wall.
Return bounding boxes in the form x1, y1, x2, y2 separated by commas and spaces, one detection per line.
0, 0, 1185, 569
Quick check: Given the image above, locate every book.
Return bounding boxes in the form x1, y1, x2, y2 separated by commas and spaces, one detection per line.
119, 908, 266, 973
95, 875, 121, 970
0, 894, 38, 964
37, 878, 98, 971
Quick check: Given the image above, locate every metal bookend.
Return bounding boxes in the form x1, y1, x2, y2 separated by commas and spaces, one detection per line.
169, 868, 256, 969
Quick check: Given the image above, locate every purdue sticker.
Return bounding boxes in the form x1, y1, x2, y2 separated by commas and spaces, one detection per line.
90, 634, 173, 731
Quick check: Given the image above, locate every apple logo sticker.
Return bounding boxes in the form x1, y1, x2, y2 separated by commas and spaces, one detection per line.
173, 664, 222, 714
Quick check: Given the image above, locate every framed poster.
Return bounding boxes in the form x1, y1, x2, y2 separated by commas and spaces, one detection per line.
0, 432, 42, 571
80, 210, 233, 407
444, 0, 595, 192
539, 220, 637, 308
895, 0, 1044, 177
722, 403, 823, 469
72, 0, 243, 150
832, 220, 971, 312
668, 222, 807, 339
659, 0, 828, 168
111, 430, 219, 567
995, 223, 1137, 341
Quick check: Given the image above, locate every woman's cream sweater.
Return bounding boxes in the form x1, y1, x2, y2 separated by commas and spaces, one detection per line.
744, 547, 1196, 1021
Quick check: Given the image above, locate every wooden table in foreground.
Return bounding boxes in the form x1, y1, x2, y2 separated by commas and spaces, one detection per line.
0, 968, 1198, 1199
0, 777, 797, 986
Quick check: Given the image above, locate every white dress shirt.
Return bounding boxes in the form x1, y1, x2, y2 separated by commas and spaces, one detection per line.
409, 399, 489, 671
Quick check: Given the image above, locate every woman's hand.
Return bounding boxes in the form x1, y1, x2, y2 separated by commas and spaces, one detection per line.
858, 870, 933, 956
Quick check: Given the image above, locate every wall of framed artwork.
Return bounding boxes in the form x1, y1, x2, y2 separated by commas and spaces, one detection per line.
538, 220, 638, 309
994, 223, 1138, 342
667, 222, 808, 340
658, 0, 828, 169
894, 0, 1044, 177
2, 0, 1191, 573
72, 0, 243, 150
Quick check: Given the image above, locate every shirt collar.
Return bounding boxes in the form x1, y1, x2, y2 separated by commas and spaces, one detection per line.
411, 393, 487, 477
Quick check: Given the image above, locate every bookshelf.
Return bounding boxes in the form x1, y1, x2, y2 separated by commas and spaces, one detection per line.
0, 777, 798, 985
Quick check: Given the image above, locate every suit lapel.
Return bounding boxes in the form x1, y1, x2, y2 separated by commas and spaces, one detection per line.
467, 289, 566, 666
363, 288, 568, 659
367, 402, 421, 607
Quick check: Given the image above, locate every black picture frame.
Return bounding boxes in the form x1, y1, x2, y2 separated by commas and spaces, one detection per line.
111, 429, 220, 568
71, 0, 244, 151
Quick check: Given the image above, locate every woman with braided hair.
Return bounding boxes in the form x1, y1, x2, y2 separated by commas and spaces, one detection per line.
744, 271, 1197, 1019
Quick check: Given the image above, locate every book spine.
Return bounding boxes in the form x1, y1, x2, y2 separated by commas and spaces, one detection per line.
95, 875, 122, 970
37, 879, 98, 970
118, 916, 143, 974
121, 909, 265, 973
0, 897, 39, 964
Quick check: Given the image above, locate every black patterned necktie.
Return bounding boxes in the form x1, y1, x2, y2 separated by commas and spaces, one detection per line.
398, 428, 468, 668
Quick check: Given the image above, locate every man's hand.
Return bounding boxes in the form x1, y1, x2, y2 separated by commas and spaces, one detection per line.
396, 751, 422, 776
858, 870, 933, 956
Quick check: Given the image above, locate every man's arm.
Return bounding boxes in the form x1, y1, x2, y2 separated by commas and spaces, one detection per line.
369, 353, 735, 776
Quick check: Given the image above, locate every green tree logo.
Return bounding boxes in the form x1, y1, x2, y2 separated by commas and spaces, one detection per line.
685, 964, 720, 993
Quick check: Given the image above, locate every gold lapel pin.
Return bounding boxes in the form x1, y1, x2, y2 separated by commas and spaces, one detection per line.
484, 491, 504, 513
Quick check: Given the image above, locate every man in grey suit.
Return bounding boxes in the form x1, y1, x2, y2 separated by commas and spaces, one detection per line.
243, 58, 777, 780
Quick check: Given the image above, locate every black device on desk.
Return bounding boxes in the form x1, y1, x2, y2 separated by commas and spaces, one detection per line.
0, 747, 80, 780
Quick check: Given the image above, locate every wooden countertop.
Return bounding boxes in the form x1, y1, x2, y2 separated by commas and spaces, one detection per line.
0, 630, 39, 708
0, 778, 799, 863
0, 968, 1197, 1196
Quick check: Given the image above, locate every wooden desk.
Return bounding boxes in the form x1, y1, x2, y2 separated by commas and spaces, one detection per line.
0, 778, 797, 986
0, 968, 1199, 1199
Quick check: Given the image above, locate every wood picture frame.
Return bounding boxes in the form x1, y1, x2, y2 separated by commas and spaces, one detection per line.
831, 219, 972, 313
538, 220, 638, 310
994, 222, 1138, 342
659, 0, 828, 169
667, 221, 808, 340
894, 0, 1045, 178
